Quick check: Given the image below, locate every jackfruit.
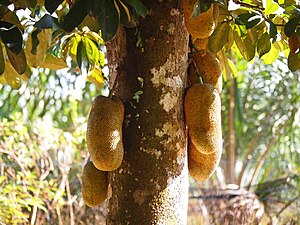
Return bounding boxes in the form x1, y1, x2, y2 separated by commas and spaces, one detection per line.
188, 141, 221, 181
87, 95, 124, 171
189, 50, 222, 93
182, 1, 217, 39
184, 83, 222, 154
193, 38, 209, 50
82, 161, 108, 207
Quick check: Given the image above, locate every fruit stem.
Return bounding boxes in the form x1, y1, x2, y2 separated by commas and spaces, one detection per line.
108, 75, 118, 99
188, 58, 204, 85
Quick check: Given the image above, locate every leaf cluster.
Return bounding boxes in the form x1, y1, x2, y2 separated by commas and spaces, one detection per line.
202, 0, 300, 72
1, 0, 142, 89
0, 0, 299, 90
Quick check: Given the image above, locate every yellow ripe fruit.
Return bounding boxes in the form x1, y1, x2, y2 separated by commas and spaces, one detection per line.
182, 1, 217, 39
191, 128, 222, 155
184, 83, 222, 154
87, 95, 124, 171
82, 161, 108, 207
189, 50, 222, 93
188, 142, 221, 181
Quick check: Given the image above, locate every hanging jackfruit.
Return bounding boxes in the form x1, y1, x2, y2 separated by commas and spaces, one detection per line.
182, 1, 218, 39
193, 38, 209, 50
82, 161, 108, 207
189, 50, 222, 93
184, 83, 222, 154
188, 141, 221, 181
87, 95, 124, 171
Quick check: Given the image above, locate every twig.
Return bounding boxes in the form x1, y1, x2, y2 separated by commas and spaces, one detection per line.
247, 121, 287, 189
237, 131, 261, 186
66, 178, 75, 225
247, 136, 276, 189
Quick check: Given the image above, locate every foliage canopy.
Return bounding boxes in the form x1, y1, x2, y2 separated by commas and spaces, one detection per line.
0, 0, 299, 89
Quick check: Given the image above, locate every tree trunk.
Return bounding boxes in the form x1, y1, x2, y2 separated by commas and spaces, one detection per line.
106, 1, 189, 224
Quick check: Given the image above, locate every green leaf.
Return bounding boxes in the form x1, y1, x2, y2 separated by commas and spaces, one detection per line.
125, 0, 147, 18
265, 0, 280, 15
0, 21, 23, 54
235, 13, 256, 26
267, 20, 278, 42
29, 0, 37, 8
30, 29, 41, 55
40, 54, 68, 70
117, 0, 136, 28
79, 15, 101, 32
6, 48, 27, 75
62, 0, 88, 32
191, 1, 212, 18
225, 26, 234, 51
63, 34, 81, 61
76, 41, 89, 73
261, 42, 280, 64
3, 62, 22, 89
13, 0, 32, 9
208, 22, 230, 53
98, 0, 120, 42
25, 30, 48, 67
85, 32, 104, 45
45, 0, 64, 14
0, 0, 11, 7
234, 29, 255, 61
218, 50, 231, 80
34, 14, 55, 29
87, 0, 104, 17
191, 0, 201, 18
1, 8, 24, 31
288, 52, 300, 71
87, 67, 104, 88
288, 32, 299, 53
284, 17, 300, 37
0, 43, 4, 75
257, 32, 271, 58
82, 37, 100, 65
246, 18, 261, 29
228, 58, 238, 78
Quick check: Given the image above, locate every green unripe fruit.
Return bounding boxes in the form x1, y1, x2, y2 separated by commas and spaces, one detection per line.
189, 50, 222, 93
182, 1, 218, 39
184, 83, 222, 154
82, 161, 108, 207
188, 142, 221, 181
87, 95, 124, 171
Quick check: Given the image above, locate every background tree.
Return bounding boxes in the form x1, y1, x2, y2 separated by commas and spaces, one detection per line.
0, 0, 299, 224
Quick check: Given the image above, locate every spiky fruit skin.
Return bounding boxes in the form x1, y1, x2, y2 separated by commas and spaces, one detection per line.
189, 50, 222, 93
188, 142, 221, 181
184, 83, 222, 154
182, 1, 217, 39
82, 161, 108, 207
87, 95, 124, 171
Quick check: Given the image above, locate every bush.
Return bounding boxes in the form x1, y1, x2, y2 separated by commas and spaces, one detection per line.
0, 113, 106, 225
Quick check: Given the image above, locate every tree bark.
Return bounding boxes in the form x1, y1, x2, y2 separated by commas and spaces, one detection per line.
106, 1, 189, 224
